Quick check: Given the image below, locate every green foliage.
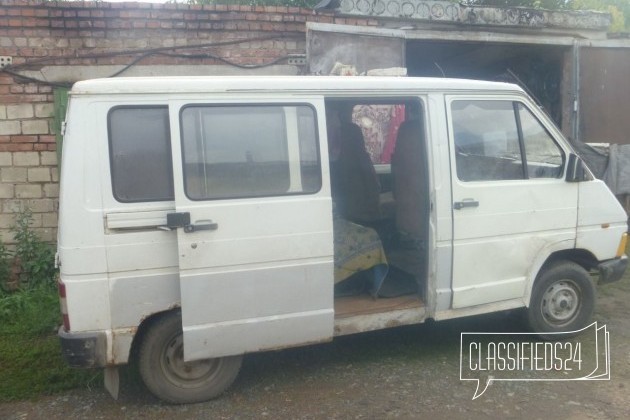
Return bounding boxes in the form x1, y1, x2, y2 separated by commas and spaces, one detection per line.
10, 209, 56, 289
463, 0, 628, 31
0, 241, 11, 290
0, 333, 99, 401
0, 211, 96, 401
0, 284, 99, 401
0, 283, 59, 336
571, 0, 627, 32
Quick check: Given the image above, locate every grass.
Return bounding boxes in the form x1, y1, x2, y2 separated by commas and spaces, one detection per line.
0, 284, 100, 402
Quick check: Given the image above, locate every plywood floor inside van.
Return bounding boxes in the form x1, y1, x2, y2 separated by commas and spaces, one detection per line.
334, 294, 424, 319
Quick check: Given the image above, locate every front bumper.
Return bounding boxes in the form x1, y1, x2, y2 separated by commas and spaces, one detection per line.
58, 327, 107, 368
598, 256, 628, 285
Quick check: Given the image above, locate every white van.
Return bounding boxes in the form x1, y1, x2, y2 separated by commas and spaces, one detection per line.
57, 76, 627, 403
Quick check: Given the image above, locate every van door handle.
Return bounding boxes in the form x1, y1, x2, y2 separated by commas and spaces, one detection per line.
453, 199, 479, 210
166, 213, 218, 233
184, 220, 219, 233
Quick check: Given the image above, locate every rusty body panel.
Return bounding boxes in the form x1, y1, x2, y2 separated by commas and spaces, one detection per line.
333, 295, 426, 336
334, 306, 426, 336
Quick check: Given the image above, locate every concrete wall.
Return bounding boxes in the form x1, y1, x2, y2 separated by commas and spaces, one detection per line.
0, 0, 374, 245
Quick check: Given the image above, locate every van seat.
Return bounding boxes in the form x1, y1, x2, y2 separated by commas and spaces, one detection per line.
391, 119, 428, 240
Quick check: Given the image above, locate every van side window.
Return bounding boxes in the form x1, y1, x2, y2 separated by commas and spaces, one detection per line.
452, 100, 564, 182
180, 105, 321, 200
452, 101, 524, 182
518, 104, 564, 178
108, 107, 174, 202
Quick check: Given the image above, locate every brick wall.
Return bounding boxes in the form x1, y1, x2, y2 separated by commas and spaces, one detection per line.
0, 0, 375, 246
0, 86, 57, 244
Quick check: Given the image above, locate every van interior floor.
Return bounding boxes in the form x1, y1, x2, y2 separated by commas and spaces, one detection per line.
334, 294, 424, 319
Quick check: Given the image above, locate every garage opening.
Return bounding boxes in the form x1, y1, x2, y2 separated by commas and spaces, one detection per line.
406, 40, 570, 127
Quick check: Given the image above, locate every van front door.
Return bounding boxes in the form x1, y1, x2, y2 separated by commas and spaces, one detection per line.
447, 96, 578, 309
169, 101, 334, 361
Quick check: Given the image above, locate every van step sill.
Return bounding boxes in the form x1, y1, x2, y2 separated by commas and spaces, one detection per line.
334, 294, 423, 319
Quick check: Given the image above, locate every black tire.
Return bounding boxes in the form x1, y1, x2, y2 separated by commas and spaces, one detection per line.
138, 311, 242, 404
527, 261, 596, 340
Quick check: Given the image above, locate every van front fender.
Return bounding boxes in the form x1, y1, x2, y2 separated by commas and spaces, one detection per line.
523, 239, 581, 307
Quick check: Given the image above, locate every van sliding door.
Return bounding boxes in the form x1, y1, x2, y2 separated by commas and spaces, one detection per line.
169, 100, 334, 361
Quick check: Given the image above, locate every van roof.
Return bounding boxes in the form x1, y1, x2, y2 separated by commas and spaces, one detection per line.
71, 76, 524, 95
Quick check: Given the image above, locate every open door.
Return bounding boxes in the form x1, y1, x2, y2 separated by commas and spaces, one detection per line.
169, 100, 334, 362
578, 45, 630, 144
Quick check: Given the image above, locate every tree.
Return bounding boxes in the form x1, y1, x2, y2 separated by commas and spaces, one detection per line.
463, 0, 627, 31
570, 0, 627, 32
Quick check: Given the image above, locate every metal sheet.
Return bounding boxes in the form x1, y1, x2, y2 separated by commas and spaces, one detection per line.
307, 25, 405, 75
579, 47, 630, 144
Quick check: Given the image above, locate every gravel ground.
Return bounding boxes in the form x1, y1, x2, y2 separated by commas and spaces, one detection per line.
1, 275, 629, 419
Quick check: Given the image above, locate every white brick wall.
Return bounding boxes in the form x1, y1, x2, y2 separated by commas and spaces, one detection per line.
34, 104, 54, 118
0, 214, 14, 229
1, 167, 28, 182
13, 152, 40, 166
21, 120, 50, 135
7, 104, 34, 120
0, 96, 59, 245
40, 151, 57, 166
0, 152, 11, 166
0, 121, 21, 135
42, 213, 57, 228
27, 168, 51, 182
0, 184, 14, 199
0, 151, 59, 245
15, 185, 43, 199
43, 183, 59, 198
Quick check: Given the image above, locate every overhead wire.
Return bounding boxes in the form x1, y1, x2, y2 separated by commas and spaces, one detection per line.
0, 35, 305, 86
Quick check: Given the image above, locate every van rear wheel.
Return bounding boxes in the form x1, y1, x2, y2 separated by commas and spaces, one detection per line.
138, 311, 242, 404
527, 261, 595, 340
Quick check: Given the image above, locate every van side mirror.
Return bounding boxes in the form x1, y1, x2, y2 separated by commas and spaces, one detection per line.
566, 153, 589, 182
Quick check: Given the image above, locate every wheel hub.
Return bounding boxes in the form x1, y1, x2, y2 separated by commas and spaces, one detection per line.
541, 280, 580, 326
161, 334, 220, 387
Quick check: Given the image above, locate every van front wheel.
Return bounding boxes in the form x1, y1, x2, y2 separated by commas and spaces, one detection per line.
527, 261, 595, 340
138, 311, 242, 404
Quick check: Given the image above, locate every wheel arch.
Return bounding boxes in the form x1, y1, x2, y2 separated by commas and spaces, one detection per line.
540, 249, 599, 272
525, 247, 598, 307
132, 306, 242, 403
129, 307, 181, 365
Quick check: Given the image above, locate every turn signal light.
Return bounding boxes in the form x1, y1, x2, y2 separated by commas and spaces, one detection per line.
616, 233, 628, 257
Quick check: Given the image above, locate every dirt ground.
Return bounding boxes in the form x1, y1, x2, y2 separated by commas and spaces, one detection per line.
1, 272, 629, 420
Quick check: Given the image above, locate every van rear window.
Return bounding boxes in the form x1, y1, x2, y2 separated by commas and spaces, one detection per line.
108, 107, 174, 202
180, 105, 321, 200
